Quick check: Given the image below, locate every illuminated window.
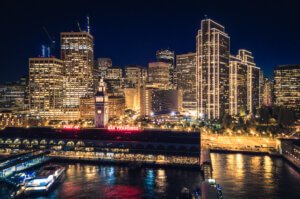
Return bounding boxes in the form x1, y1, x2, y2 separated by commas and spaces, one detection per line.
96, 97, 103, 102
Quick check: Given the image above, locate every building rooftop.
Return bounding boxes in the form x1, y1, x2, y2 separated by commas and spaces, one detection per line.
0, 127, 200, 145
275, 64, 300, 70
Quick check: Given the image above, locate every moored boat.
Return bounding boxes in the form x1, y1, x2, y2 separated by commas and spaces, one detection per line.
24, 165, 65, 194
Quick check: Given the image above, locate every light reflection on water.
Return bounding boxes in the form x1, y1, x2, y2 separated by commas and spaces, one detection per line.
211, 153, 300, 199
1, 154, 300, 198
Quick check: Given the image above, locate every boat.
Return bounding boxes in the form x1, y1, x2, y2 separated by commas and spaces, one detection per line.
24, 165, 65, 194
7, 171, 36, 187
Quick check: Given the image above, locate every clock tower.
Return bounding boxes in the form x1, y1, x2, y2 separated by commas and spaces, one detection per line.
95, 79, 108, 128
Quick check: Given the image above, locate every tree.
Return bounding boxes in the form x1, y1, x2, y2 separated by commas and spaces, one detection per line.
238, 117, 244, 126
222, 113, 232, 129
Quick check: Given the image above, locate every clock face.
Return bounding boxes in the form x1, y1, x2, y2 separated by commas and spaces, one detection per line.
97, 110, 102, 114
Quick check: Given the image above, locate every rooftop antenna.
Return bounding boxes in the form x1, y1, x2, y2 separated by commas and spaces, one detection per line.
77, 21, 82, 32
87, 15, 90, 33
204, 14, 208, 19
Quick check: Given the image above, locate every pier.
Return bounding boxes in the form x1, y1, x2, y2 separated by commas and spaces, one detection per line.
0, 150, 50, 178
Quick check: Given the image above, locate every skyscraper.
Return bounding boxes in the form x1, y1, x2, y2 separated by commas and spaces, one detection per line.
229, 55, 248, 116
263, 78, 274, 107
148, 62, 170, 88
0, 77, 27, 112
237, 49, 260, 114
176, 52, 197, 115
61, 32, 94, 120
124, 65, 145, 112
124, 65, 144, 88
29, 58, 63, 118
274, 64, 300, 117
95, 57, 112, 79
152, 89, 182, 114
105, 67, 123, 93
156, 49, 176, 88
196, 19, 230, 119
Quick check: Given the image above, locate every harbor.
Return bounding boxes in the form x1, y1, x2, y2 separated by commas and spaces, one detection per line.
0, 153, 299, 199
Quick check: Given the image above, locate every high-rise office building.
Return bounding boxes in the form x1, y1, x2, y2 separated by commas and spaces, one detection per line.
152, 89, 182, 114
124, 65, 147, 112
274, 65, 300, 117
124, 65, 144, 88
176, 52, 197, 115
156, 49, 176, 87
79, 97, 95, 120
0, 77, 27, 112
237, 49, 260, 114
61, 32, 94, 120
259, 70, 264, 108
196, 19, 230, 119
95, 58, 112, 79
105, 67, 123, 93
108, 94, 125, 119
148, 62, 170, 88
262, 78, 274, 107
140, 85, 156, 116
229, 55, 248, 115
29, 58, 63, 118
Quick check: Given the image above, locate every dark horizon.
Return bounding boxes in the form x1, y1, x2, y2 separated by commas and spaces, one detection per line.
1, 0, 300, 83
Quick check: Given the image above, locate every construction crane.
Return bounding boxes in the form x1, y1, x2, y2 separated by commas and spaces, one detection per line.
43, 26, 55, 57
87, 15, 90, 33
77, 21, 82, 32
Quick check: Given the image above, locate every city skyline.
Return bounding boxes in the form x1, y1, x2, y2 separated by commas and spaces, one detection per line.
0, 2, 300, 198
1, 0, 300, 82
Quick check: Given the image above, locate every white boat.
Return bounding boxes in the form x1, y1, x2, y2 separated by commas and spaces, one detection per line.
24, 165, 65, 194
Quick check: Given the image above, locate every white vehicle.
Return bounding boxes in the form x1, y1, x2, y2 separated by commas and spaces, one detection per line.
24, 165, 65, 194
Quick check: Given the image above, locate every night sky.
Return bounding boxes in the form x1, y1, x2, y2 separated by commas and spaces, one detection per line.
0, 0, 300, 82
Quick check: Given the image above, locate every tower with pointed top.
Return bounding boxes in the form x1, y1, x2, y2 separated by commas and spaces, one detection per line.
95, 79, 109, 128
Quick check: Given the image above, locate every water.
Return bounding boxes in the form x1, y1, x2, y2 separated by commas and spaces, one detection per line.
1, 154, 300, 199
211, 153, 300, 199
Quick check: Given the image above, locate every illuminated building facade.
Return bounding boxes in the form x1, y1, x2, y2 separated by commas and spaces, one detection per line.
148, 62, 170, 88
105, 67, 123, 93
95, 79, 109, 128
124, 65, 146, 112
156, 49, 176, 88
95, 57, 112, 79
61, 32, 94, 119
108, 94, 125, 119
140, 85, 155, 116
263, 78, 274, 107
229, 55, 248, 115
0, 127, 201, 168
237, 49, 261, 114
124, 65, 146, 88
274, 65, 300, 117
196, 19, 230, 119
0, 77, 27, 112
152, 89, 182, 114
124, 88, 140, 111
29, 58, 63, 118
259, 70, 264, 108
176, 52, 197, 115
79, 97, 95, 120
